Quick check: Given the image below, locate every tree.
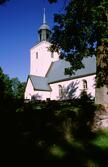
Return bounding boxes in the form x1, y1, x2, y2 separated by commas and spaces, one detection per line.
0, 67, 13, 100
31, 93, 42, 101
11, 77, 25, 99
48, 0, 108, 104
0, 0, 9, 5
48, 0, 57, 3
0, 67, 14, 112
0, 67, 5, 99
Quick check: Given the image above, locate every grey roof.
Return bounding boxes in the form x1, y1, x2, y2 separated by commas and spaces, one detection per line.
39, 23, 50, 31
29, 75, 51, 91
29, 56, 96, 91
47, 56, 96, 83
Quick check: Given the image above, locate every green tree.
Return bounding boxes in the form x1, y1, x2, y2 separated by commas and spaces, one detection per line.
0, 0, 9, 5
48, 0, 57, 3
11, 77, 25, 99
0, 67, 13, 100
0, 67, 5, 99
0, 67, 14, 112
0, 67, 26, 112
48, 0, 108, 104
16, 81, 25, 99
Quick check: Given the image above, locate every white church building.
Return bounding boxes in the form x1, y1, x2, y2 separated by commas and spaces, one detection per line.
24, 10, 96, 101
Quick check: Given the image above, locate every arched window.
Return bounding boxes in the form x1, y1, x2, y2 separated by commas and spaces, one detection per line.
58, 85, 62, 97
36, 52, 38, 59
83, 79, 88, 90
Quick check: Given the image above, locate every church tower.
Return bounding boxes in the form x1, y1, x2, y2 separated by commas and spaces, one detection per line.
30, 9, 59, 77
25, 9, 96, 102
38, 8, 51, 42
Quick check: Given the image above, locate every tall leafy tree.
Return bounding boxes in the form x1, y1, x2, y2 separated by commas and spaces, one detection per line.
11, 78, 25, 99
0, 67, 14, 112
0, 67, 13, 100
0, 67, 5, 99
0, 0, 9, 5
48, 0, 108, 104
0, 67, 25, 112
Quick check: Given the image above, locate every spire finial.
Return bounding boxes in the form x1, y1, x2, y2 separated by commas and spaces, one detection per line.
43, 8, 46, 24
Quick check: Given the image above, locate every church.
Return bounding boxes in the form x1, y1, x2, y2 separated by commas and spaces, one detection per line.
24, 10, 96, 101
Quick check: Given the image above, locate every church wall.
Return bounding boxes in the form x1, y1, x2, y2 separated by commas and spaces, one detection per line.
30, 41, 59, 77
33, 91, 51, 100
24, 78, 51, 100
24, 74, 95, 101
50, 74, 95, 100
24, 78, 35, 100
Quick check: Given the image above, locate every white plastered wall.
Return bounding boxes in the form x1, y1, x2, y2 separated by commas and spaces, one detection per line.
30, 41, 59, 77
25, 75, 95, 101
33, 90, 51, 100
24, 78, 51, 100
24, 78, 34, 100
50, 74, 96, 100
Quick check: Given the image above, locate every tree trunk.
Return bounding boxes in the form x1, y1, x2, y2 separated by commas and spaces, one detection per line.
95, 86, 108, 105
95, 41, 108, 106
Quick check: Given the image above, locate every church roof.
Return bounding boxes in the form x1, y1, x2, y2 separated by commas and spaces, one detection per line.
47, 56, 96, 83
29, 75, 51, 91
39, 23, 50, 31
30, 56, 96, 91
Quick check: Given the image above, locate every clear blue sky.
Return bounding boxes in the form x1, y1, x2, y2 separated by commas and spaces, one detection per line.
0, 0, 65, 82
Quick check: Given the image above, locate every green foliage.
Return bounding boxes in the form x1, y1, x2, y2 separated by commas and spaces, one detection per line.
49, 144, 66, 158
0, 0, 9, 5
0, 67, 13, 100
0, 67, 5, 98
79, 90, 94, 103
11, 77, 25, 99
0, 67, 25, 112
49, 0, 108, 87
91, 129, 108, 149
96, 43, 108, 87
0, 67, 25, 101
16, 100, 108, 165
48, 0, 57, 3
74, 91, 96, 138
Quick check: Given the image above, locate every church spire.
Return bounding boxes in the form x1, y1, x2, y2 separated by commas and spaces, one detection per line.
43, 8, 46, 24
38, 8, 51, 42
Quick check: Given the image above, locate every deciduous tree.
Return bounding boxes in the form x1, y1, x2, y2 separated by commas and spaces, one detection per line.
0, 0, 9, 5
48, 0, 108, 104
11, 77, 25, 99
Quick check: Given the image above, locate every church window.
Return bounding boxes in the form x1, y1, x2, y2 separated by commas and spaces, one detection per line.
58, 85, 63, 97
46, 33, 49, 41
51, 52, 54, 58
83, 79, 88, 90
36, 52, 38, 59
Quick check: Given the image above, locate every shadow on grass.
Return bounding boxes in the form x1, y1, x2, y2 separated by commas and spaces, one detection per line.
16, 97, 108, 166
16, 112, 108, 166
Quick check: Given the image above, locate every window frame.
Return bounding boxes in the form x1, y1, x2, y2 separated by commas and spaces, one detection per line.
36, 52, 38, 59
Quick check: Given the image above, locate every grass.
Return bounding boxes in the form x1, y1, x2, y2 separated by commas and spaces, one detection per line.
16, 100, 108, 166
91, 129, 108, 149
49, 144, 66, 158
47, 128, 108, 166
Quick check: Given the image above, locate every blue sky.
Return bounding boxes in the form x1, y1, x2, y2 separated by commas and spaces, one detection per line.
0, 0, 64, 82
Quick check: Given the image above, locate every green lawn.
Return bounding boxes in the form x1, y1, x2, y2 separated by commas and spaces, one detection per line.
16, 99, 108, 166
91, 129, 108, 149
47, 128, 108, 166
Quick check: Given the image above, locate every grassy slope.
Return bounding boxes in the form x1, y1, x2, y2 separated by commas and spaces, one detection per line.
16, 100, 108, 166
